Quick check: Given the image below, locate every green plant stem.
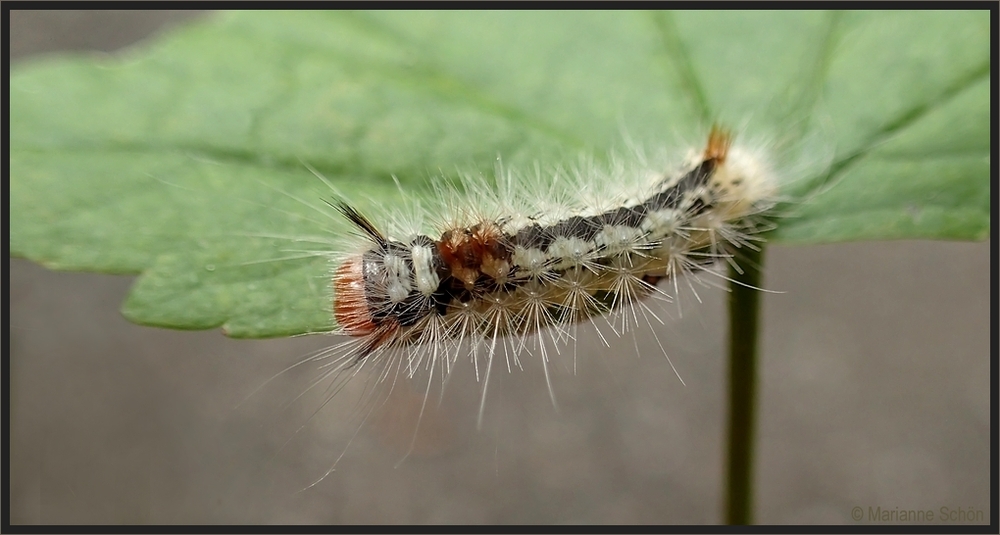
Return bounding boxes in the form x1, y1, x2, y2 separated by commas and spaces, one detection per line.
724, 245, 764, 525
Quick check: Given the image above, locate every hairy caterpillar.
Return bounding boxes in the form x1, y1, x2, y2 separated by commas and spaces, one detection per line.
315, 127, 777, 427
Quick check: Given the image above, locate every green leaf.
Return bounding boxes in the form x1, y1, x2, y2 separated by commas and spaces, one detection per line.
10, 11, 990, 338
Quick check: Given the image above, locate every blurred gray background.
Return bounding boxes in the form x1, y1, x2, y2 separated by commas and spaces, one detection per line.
9, 11, 991, 525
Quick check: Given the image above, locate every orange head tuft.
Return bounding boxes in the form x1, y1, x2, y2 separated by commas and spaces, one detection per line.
704, 125, 732, 164
333, 255, 377, 336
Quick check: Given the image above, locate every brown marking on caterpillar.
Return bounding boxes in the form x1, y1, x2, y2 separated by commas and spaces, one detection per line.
438, 221, 512, 289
